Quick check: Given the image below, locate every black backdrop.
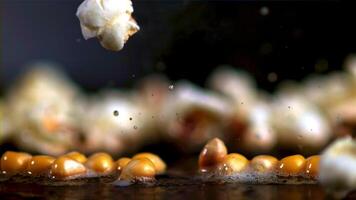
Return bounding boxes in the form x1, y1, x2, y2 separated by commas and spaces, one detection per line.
2, 0, 356, 92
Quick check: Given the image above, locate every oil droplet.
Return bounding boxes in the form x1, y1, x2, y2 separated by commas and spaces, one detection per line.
133, 125, 138, 129
267, 72, 278, 82
260, 6, 269, 16
168, 85, 174, 90
113, 110, 119, 116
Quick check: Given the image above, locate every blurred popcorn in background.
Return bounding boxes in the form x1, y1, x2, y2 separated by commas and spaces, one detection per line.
160, 81, 232, 152
3, 58, 356, 156
5, 63, 84, 155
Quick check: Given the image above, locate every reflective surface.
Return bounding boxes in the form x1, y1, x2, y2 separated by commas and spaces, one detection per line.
0, 158, 355, 199
0, 182, 349, 200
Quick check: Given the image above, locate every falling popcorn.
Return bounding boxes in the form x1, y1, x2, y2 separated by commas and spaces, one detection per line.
76, 0, 140, 51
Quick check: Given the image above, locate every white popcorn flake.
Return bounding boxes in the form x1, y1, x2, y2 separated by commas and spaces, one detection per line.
319, 137, 356, 198
76, 0, 140, 51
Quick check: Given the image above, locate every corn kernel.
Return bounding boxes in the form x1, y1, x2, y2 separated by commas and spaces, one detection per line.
250, 155, 278, 173
199, 138, 227, 171
85, 152, 115, 174
26, 155, 55, 176
304, 155, 320, 178
119, 158, 156, 180
116, 157, 131, 171
1, 151, 32, 175
278, 155, 305, 175
132, 153, 166, 174
65, 152, 87, 163
222, 153, 249, 173
50, 157, 87, 179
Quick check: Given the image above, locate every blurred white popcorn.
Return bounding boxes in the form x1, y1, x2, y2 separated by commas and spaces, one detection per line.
319, 137, 356, 198
76, 0, 140, 51
302, 72, 352, 110
240, 100, 276, 153
208, 66, 257, 106
271, 93, 331, 151
7, 63, 84, 155
81, 90, 158, 154
208, 66, 258, 124
161, 81, 233, 151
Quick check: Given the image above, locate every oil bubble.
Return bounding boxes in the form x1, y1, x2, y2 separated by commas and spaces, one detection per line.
113, 110, 119, 116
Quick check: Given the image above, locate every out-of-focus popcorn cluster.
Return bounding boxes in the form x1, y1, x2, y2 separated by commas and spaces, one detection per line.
2, 56, 356, 156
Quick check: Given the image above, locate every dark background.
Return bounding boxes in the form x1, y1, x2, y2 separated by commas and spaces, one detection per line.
1, 0, 355, 92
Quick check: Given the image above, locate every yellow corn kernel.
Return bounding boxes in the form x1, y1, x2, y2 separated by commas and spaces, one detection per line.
304, 155, 320, 178
116, 157, 131, 171
65, 152, 87, 163
85, 152, 115, 174
1, 151, 32, 175
132, 153, 166, 174
250, 155, 278, 173
26, 155, 55, 175
278, 155, 306, 175
222, 153, 249, 173
50, 157, 87, 179
119, 158, 156, 180
199, 138, 227, 172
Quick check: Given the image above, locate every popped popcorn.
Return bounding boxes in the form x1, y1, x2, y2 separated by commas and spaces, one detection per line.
319, 137, 356, 198
76, 0, 140, 51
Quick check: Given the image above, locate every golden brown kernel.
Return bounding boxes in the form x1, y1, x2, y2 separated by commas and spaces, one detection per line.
304, 155, 320, 178
26, 155, 55, 175
278, 155, 306, 175
132, 153, 166, 174
85, 152, 115, 174
199, 138, 227, 171
65, 152, 87, 163
119, 158, 156, 180
222, 153, 249, 173
250, 155, 278, 173
1, 151, 32, 175
116, 157, 131, 171
50, 157, 87, 179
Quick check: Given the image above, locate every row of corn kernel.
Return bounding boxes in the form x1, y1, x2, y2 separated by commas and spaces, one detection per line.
0, 151, 166, 184
199, 138, 320, 179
